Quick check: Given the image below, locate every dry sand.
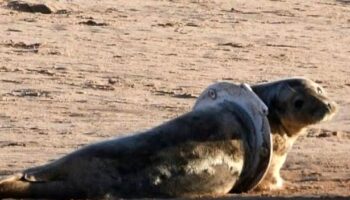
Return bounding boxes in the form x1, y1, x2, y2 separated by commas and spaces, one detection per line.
0, 0, 349, 198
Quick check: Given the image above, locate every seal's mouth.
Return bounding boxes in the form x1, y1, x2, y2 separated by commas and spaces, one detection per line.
321, 103, 338, 122
311, 101, 338, 123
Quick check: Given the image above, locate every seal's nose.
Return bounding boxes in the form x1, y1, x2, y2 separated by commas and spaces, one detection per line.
327, 103, 332, 109
326, 101, 338, 112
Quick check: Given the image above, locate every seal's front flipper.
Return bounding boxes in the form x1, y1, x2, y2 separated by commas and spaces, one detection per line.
22, 162, 65, 182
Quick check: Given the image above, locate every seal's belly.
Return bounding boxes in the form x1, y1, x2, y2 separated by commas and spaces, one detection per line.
145, 140, 245, 197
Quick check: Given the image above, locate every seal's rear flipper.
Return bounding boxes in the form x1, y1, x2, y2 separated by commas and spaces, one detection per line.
0, 174, 30, 198
0, 173, 81, 199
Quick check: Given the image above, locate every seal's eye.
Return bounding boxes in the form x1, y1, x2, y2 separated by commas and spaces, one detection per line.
208, 89, 217, 100
294, 99, 304, 109
317, 87, 323, 94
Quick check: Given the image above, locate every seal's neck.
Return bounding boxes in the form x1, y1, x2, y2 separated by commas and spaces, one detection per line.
251, 83, 297, 137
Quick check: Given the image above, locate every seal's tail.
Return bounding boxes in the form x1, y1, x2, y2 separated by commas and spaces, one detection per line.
0, 173, 79, 199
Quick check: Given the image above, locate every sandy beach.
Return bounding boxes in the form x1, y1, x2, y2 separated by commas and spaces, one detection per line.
0, 0, 349, 198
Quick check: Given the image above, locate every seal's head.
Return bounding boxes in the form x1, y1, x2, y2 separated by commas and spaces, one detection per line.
254, 77, 338, 136
193, 82, 268, 115
193, 82, 243, 110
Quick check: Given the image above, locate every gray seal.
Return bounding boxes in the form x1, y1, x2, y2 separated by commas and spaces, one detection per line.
251, 77, 338, 190
193, 82, 272, 193
0, 82, 271, 199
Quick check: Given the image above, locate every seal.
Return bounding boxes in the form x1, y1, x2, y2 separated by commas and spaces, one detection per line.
0, 82, 271, 199
194, 82, 272, 193
250, 77, 338, 190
